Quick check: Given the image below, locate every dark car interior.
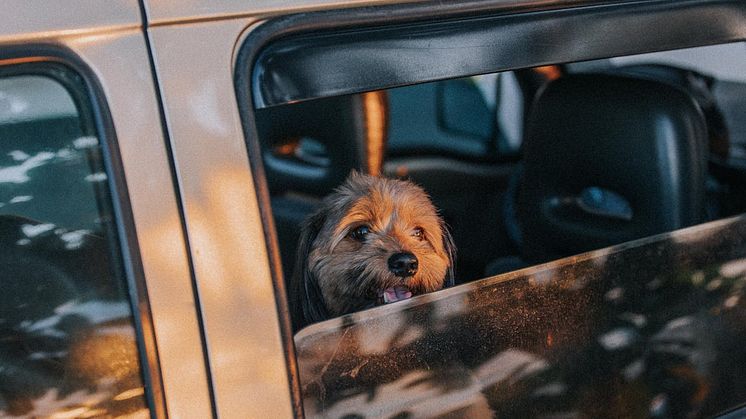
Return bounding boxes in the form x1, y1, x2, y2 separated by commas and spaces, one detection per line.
254, 45, 746, 290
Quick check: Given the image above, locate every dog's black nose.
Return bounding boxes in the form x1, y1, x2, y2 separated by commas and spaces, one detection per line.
388, 252, 418, 277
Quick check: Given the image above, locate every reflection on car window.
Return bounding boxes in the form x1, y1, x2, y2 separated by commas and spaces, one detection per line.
0, 75, 149, 417
295, 215, 746, 418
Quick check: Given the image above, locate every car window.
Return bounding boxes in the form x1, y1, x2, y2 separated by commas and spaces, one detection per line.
0, 72, 150, 417
240, 6, 746, 417
294, 215, 746, 418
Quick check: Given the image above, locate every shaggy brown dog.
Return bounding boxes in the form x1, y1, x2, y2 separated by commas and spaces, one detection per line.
290, 172, 455, 330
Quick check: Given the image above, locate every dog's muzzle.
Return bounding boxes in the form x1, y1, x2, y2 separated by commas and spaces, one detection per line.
376, 252, 419, 305
388, 252, 418, 277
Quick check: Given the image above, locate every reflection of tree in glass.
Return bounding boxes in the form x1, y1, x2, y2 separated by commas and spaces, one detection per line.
0, 216, 147, 417
297, 217, 746, 418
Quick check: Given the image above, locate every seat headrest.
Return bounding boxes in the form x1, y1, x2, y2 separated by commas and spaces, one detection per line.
518, 74, 708, 261
255, 92, 387, 196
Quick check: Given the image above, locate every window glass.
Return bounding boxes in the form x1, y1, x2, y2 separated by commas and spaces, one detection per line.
0, 74, 149, 417
295, 215, 746, 418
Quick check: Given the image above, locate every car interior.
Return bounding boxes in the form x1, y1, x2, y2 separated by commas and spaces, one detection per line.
251, 40, 746, 417
255, 42, 746, 297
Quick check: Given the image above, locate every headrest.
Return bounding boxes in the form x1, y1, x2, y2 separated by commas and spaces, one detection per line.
255, 92, 387, 196
518, 74, 708, 261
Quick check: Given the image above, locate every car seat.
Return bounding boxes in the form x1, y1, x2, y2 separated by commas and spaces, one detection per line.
489, 73, 708, 273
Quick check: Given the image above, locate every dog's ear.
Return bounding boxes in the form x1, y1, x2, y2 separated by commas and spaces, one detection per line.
290, 209, 330, 331
441, 221, 457, 288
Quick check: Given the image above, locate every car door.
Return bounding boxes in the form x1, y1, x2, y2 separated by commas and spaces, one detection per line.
0, 1, 211, 417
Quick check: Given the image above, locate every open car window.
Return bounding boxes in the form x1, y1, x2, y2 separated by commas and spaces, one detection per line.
238, 3, 746, 417
295, 214, 746, 418
249, 41, 746, 416
251, 43, 746, 416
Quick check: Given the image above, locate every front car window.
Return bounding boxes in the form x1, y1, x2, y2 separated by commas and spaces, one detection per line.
0, 71, 150, 417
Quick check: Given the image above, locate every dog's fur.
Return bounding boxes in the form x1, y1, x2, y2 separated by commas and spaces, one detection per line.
290, 172, 455, 330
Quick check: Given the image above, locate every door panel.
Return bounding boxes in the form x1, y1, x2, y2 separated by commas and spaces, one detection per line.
148, 19, 294, 418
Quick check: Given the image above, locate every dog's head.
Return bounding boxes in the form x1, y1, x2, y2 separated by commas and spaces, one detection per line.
290, 172, 455, 329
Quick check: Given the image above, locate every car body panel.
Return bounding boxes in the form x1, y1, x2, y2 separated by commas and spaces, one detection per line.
6, 0, 746, 417
0, 0, 140, 43
0, 2, 213, 417
79, 34, 215, 419
148, 18, 294, 418
143, 0, 420, 26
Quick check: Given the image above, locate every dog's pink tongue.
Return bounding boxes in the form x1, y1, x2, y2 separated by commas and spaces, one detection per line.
382, 286, 412, 304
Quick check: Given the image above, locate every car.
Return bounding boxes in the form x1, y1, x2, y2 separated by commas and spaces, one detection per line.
2, 0, 746, 417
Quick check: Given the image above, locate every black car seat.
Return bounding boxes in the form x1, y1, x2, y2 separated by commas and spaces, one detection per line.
603, 64, 729, 162
255, 92, 387, 280
490, 73, 708, 272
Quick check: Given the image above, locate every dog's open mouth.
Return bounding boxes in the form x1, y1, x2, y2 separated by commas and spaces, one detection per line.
379, 285, 413, 304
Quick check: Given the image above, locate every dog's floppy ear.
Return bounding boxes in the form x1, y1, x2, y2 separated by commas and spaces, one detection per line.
441, 222, 457, 288
290, 208, 330, 331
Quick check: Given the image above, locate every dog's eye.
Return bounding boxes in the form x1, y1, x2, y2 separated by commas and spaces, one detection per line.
349, 225, 370, 241
412, 227, 424, 240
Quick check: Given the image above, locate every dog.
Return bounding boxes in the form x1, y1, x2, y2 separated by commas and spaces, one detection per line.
289, 171, 455, 330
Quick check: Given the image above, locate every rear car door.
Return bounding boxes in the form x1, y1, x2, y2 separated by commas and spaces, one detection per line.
0, 1, 211, 417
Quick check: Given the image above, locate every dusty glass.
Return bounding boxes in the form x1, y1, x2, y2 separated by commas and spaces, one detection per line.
296, 215, 746, 418
0, 75, 149, 417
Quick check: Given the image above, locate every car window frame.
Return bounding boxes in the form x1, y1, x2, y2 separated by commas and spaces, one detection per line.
0, 45, 166, 418
234, 0, 746, 416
